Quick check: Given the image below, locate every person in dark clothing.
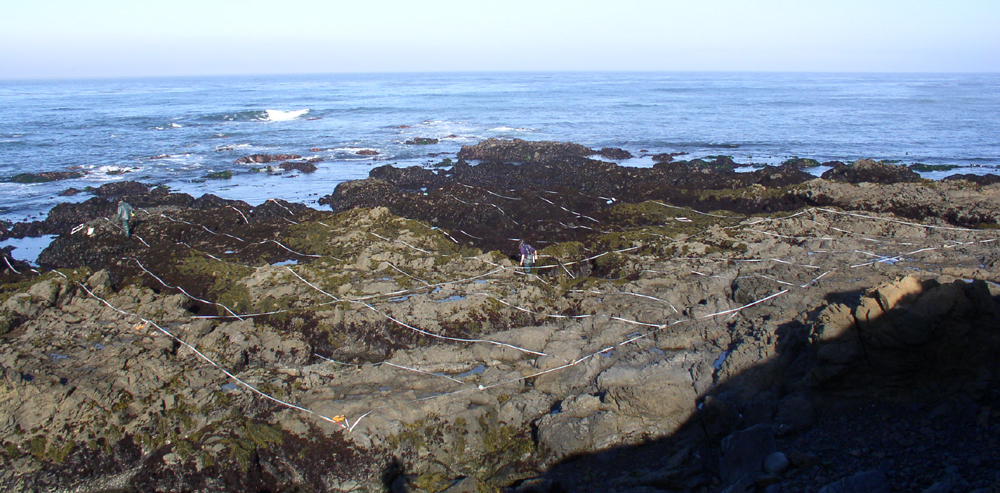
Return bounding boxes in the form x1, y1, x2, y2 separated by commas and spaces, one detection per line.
519, 239, 538, 274
116, 200, 134, 237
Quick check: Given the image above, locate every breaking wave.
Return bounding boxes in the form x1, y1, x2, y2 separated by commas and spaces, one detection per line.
265, 109, 310, 122
202, 109, 309, 122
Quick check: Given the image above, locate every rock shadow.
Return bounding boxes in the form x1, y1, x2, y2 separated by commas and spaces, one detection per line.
519, 276, 1000, 492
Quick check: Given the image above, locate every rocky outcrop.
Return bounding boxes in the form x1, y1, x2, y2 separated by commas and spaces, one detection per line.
278, 161, 318, 173
597, 147, 632, 160
943, 173, 1000, 186
821, 158, 921, 184
235, 154, 302, 165
456, 138, 596, 163
792, 178, 1000, 227
3, 171, 86, 183
404, 137, 438, 145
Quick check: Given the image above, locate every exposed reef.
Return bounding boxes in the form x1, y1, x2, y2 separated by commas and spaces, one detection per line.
2, 140, 1000, 492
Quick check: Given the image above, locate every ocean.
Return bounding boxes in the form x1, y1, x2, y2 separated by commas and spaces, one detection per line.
2, 71, 999, 228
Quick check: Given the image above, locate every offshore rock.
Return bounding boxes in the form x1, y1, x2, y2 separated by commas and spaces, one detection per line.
456, 138, 595, 163
404, 137, 439, 145
943, 173, 1000, 186
4, 171, 86, 184
235, 153, 302, 165
821, 158, 921, 184
597, 147, 632, 160
278, 161, 318, 173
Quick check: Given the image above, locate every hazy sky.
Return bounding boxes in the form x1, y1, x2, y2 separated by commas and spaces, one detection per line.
2, 0, 998, 79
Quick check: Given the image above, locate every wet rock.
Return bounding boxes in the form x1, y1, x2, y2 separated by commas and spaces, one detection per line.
782, 157, 821, 169
651, 152, 683, 163
943, 173, 1000, 186
369, 165, 439, 190
4, 171, 85, 183
405, 137, 439, 145
597, 147, 632, 160
235, 153, 302, 164
321, 178, 403, 212
456, 138, 593, 163
356, 149, 379, 156
821, 158, 920, 184
279, 161, 318, 173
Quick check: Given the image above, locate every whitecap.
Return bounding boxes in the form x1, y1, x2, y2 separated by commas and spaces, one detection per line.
265, 109, 309, 122
171, 123, 183, 128
488, 126, 535, 133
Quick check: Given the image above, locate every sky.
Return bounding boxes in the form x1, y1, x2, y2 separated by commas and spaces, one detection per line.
1, 0, 998, 79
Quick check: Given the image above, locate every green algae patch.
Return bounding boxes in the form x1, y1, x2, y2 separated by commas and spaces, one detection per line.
177, 252, 253, 316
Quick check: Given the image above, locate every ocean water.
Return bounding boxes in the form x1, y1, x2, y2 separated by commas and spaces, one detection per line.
1, 72, 999, 226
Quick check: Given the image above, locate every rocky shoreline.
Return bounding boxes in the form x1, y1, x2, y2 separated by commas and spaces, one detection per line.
2, 139, 1000, 492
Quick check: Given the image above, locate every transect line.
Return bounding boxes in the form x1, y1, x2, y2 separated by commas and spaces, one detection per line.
285, 267, 548, 356
387, 262, 432, 286
64, 274, 349, 429
459, 184, 521, 201
3, 256, 20, 275
815, 207, 987, 233
651, 201, 738, 219
383, 362, 465, 385
228, 206, 250, 224
266, 199, 294, 216
367, 231, 430, 254
605, 291, 679, 314
851, 247, 937, 268
313, 354, 470, 386
128, 258, 245, 321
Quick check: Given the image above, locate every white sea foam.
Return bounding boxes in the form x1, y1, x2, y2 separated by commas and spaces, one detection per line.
265, 109, 309, 122
171, 123, 183, 128
215, 143, 252, 151
488, 126, 535, 133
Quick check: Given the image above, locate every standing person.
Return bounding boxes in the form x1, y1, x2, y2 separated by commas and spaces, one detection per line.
116, 199, 134, 237
519, 239, 538, 274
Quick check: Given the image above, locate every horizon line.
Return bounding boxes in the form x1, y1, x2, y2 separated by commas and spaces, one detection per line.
3, 68, 1000, 84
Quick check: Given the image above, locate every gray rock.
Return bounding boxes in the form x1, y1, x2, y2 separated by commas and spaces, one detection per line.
763, 451, 790, 475
775, 394, 815, 436
87, 269, 111, 294
720, 424, 776, 485
442, 476, 478, 493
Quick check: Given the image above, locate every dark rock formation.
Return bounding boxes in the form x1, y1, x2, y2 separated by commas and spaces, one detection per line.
781, 157, 822, 169
4, 171, 86, 183
279, 161, 317, 173
356, 149, 379, 156
821, 158, 921, 184
404, 137, 439, 145
597, 147, 632, 160
456, 138, 594, 163
943, 173, 1000, 186
652, 152, 683, 163
235, 154, 302, 165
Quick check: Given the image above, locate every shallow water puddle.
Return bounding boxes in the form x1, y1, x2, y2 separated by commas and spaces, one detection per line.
0, 235, 56, 265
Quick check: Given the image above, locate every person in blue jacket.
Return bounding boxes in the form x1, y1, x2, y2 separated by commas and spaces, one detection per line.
116, 199, 134, 237
519, 239, 538, 274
